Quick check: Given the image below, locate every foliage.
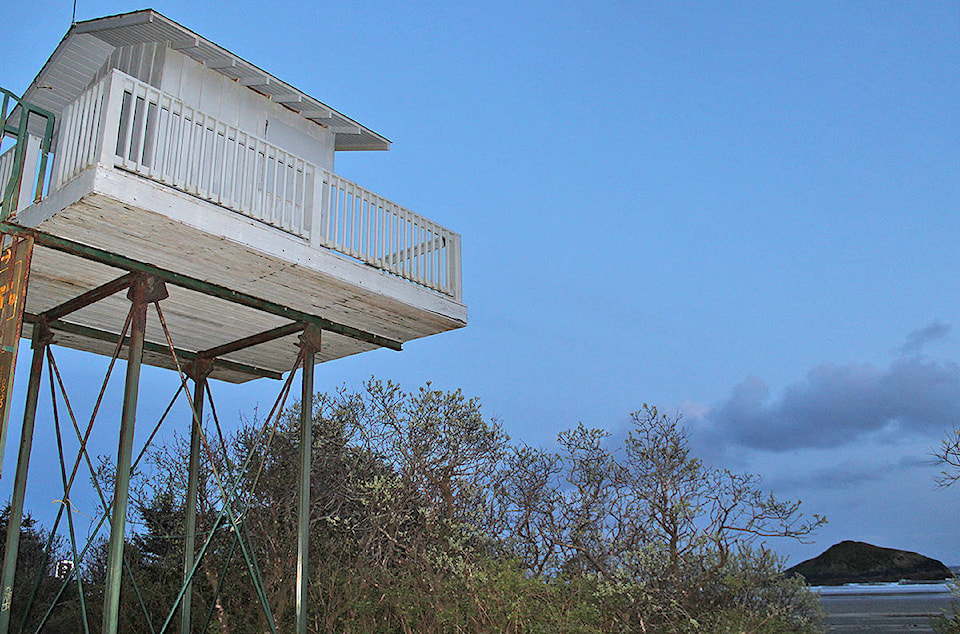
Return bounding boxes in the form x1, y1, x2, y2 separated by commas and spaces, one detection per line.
0, 505, 80, 633
932, 423, 960, 633
492, 405, 826, 631
935, 428, 960, 487
15, 381, 825, 632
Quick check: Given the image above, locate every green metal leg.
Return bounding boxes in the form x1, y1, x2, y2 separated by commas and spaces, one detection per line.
180, 361, 211, 634
296, 326, 320, 634
102, 276, 166, 634
0, 323, 51, 634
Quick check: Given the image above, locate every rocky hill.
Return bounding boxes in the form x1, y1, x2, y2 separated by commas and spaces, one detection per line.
785, 540, 952, 586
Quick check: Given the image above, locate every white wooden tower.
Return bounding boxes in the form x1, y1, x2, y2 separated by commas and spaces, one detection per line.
13, 8, 465, 381
0, 9, 465, 633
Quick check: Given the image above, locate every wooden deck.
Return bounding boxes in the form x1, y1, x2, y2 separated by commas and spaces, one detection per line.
14, 164, 466, 383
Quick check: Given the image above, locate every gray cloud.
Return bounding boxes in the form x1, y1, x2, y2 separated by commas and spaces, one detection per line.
899, 321, 951, 355
707, 357, 960, 451
771, 455, 931, 493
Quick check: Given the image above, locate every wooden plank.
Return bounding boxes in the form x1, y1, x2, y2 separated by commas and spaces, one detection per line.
14, 238, 393, 380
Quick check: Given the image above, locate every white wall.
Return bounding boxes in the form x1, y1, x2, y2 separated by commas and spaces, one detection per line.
92, 42, 166, 88
159, 48, 335, 171
92, 43, 336, 171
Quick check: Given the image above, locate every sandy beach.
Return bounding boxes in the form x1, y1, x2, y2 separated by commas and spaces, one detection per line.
819, 584, 954, 633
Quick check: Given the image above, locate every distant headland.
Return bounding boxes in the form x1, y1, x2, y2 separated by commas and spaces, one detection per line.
785, 540, 953, 586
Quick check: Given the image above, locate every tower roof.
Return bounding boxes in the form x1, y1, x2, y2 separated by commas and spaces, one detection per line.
21, 9, 390, 151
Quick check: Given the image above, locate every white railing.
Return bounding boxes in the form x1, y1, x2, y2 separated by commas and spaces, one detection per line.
57, 71, 311, 236
53, 70, 462, 300
54, 74, 108, 192
321, 172, 461, 298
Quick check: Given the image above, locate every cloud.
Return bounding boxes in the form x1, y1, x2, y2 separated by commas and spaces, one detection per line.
899, 321, 951, 355
770, 453, 932, 492
704, 357, 960, 451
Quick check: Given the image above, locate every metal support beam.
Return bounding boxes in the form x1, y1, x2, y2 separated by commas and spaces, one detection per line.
198, 322, 305, 360
22, 314, 284, 381
40, 273, 134, 322
296, 326, 320, 634
102, 275, 167, 634
180, 359, 213, 634
0, 322, 52, 634
0, 223, 402, 351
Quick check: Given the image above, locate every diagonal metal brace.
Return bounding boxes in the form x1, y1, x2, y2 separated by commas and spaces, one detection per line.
41, 273, 135, 321
198, 322, 306, 360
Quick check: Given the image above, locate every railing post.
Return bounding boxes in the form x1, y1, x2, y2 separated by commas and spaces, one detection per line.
307, 169, 321, 248
97, 72, 123, 168
33, 109, 55, 206
51, 94, 80, 191
101, 275, 168, 634
296, 325, 321, 634
49, 115, 65, 193
0, 321, 52, 634
323, 172, 332, 247
447, 233, 462, 301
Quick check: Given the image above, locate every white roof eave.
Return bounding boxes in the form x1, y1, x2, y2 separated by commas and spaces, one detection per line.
21, 9, 390, 152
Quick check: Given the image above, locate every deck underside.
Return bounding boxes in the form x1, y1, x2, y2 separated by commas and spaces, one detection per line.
14, 168, 466, 383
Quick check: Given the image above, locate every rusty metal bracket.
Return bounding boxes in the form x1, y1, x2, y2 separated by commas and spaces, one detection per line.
184, 358, 215, 383
30, 317, 54, 349
298, 324, 322, 355
129, 274, 169, 305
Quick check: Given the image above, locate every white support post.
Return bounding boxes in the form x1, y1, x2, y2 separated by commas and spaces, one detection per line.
15, 135, 41, 213
448, 233, 463, 302
309, 170, 327, 248
97, 72, 123, 168
49, 103, 71, 190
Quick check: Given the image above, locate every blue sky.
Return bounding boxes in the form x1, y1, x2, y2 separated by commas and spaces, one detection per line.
3, 1, 960, 567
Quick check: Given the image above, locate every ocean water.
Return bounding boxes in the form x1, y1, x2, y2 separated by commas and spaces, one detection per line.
815, 582, 955, 633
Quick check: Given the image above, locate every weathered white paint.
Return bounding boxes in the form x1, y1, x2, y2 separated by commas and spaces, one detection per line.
18, 164, 465, 327
159, 46, 336, 170
51, 70, 463, 300
16, 163, 465, 381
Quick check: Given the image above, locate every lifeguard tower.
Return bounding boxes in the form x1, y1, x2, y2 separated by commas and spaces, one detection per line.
0, 9, 465, 633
